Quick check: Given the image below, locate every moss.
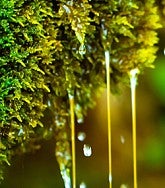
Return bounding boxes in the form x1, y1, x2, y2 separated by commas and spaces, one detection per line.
0, 0, 162, 182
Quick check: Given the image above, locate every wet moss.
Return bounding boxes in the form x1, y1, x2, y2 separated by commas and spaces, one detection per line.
0, 0, 162, 182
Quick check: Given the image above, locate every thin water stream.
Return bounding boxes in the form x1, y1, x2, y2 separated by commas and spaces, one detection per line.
69, 94, 76, 188
105, 50, 112, 188
130, 68, 139, 188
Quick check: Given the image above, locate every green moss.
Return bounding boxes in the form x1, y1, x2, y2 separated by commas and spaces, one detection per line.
0, 0, 162, 183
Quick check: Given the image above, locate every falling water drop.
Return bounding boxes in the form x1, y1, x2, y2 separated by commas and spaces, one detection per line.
77, 132, 86, 142
164, 48, 165, 55
120, 184, 128, 188
120, 135, 125, 144
79, 181, 87, 188
77, 117, 84, 124
129, 68, 139, 188
83, 144, 92, 157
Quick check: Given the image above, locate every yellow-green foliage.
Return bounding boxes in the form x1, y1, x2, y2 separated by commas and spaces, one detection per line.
0, 0, 60, 180
0, 0, 161, 182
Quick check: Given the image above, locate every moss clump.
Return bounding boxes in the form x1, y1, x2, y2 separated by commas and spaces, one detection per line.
0, 0, 161, 183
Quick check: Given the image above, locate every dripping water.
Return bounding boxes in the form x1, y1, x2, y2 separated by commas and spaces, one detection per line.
79, 44, 86, 56
79, 181, 87, 188
120, 135, 125, 144
105, 50, 112, 188
120, 184, 128, 188
129, 68, 139, 188
60, 169, 71, 188
77, 132, 86, 142
83, 144, 92, 157
69, 93, 76, 188
18, 128, 24, 136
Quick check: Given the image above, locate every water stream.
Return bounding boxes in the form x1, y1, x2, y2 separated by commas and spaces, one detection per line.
129, 68, 139, 188
69, 94, 76, 188
105, 50, 112, 188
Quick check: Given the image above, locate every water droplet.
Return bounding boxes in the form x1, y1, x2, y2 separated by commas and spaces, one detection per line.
80, 181, 86, 188
18, 128, 24, 136
79, 44, 86, 56
83, 144, 92, 157
120, 184, 128, 188
62, 5, 71, 14
120, 135, 125, 144
75, 104, 84, 124
77, 118, 84, 124
130, 68, 139, 89
47, 100, 51, 107
77, 132, 86, 141
164, 48, 165, 55
109, 174, 112, 183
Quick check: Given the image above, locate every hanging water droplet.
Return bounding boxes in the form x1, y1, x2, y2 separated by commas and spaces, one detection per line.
79, 44, 86, 56
109, 173, 112, 183
120, 184, 128, 188
47, 99, 51, 107
63, 4, 71, 14
83, 144, 92, 157
130, 68, 139, 89
77, 117, 84, 124
120, 135, 125, 144
77, 132, 86, 141
164, 48, 165, 55
18, 128, 24, 136
75, 103, 84, 124
79, 181, 86, 188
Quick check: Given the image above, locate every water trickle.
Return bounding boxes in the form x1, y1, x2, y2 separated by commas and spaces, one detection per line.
55, 139, 72, 188
68, 93, 76, 188
120, 135, 125, 144
83, 144, 92, 157
129, 68, 139, 188
79, 182, 86, 188
105, 50, 112, 188
60, 168, 71, 188
77, 132, 86, 142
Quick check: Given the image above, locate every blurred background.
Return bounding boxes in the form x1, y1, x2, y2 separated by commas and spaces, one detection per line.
1, 26, 165, 188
